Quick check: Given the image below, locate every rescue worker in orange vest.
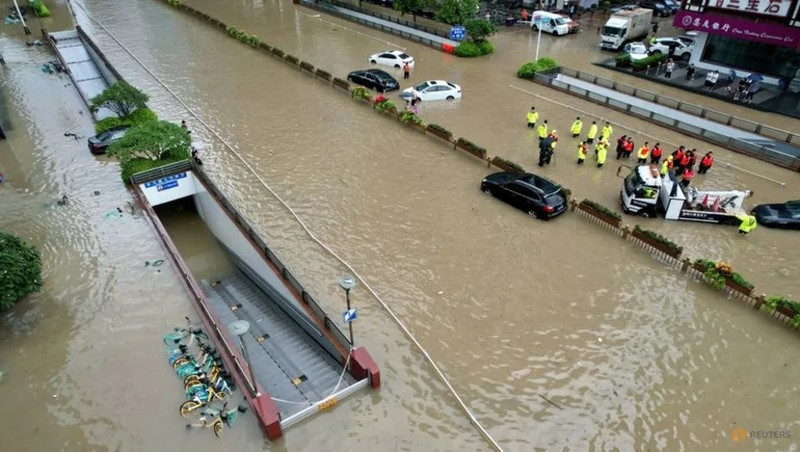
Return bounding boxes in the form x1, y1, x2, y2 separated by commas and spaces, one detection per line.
637, 141, 650, 164
650, 142, 663, 164
680, 168, 695, 187
576, 141, 588, 164
672, 146, 686, 172
687, 149, 698, 171
623, 137, 635, 159
615, 135, 627, 160
677, 152, 690, 176
698, 151, 714, 174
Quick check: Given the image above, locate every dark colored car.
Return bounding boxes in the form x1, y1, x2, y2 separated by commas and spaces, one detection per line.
347, 69, 399, 92
639, 0, 672, 16
661, 0, 680, 12
480, 171, 568, 220
752, 200, 800, 229
87, 127, 128, 154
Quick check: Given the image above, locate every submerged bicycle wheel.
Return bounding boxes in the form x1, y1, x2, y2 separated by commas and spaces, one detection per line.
179, 400, 203, 417
163, 331, 185, 345
212, 418, 223, 438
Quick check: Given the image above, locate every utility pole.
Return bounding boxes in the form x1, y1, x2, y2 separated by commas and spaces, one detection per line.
11, 0, 31, 35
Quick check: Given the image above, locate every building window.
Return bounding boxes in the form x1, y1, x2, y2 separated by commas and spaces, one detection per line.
702, 34, 800, 78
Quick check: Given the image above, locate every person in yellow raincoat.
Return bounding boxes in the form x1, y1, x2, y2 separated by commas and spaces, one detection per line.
537, 120, 548, 141
586, 121, 598, 145
600, 122, 613, 142
570, 117, 583, 138
576, 141, 588, 164
659, 155, 673, 176
526, 106, 538, 128
737, 214, 757, 235
596, 139, 608, 168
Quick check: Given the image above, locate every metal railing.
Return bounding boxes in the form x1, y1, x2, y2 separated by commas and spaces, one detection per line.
190, 161, 353, 351
559, 67, 800, 147
534, 69, 800, 171
302, 0, 443, 49
324, 0, 449, 38
129, 160, 193, 185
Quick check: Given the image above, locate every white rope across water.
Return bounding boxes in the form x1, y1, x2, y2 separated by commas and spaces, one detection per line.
70, 2, 503, 450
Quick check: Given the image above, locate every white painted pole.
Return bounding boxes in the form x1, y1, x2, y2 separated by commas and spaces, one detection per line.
11, 0, 31, 35
535, 24, 542, 61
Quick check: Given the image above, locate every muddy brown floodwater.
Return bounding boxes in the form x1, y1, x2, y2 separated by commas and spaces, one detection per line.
2, 0, 799, 450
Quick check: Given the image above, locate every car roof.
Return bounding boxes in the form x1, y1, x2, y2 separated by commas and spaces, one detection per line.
514, 173, 561, 194
420, 80, 458, 87
366, 69, 394, 77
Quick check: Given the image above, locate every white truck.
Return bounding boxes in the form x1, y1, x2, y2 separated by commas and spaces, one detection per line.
617, 165, 752, 225
600, 8, 653, 51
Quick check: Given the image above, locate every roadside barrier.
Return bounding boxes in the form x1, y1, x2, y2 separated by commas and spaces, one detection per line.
569, 198, 800, 334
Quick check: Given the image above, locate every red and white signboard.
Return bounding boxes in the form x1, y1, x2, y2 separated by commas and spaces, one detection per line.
705, 0, 792, 17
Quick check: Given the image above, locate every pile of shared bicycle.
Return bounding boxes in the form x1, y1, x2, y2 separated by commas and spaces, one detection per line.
164, 317, 247, 437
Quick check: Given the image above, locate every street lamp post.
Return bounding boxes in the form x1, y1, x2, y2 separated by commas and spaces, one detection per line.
228, 319, 260, 397
339, 276, 357, 346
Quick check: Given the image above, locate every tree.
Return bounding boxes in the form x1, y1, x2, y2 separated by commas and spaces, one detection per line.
108, 120, 191, 162
464, 18, 497, 42
90, 81, 149, 118
0, 232, 42, 311
435, 0, 480, 25
394, 0, 430, 22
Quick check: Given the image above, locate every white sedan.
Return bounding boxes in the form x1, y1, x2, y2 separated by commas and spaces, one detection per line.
368, 50, 415, 69
400, 80, 462, 101
649, 37, 694, 60
623, 42, 649, 61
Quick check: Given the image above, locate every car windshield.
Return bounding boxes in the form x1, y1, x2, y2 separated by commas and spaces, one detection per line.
787, 201, 800, 217
374, 72, 392, 81
97, 131, 112, 140
398, 53, 410, 59
554, 18, 566, 25
624, 170, 642, 195
414, 82, 431, 91
602, 26, 622, 37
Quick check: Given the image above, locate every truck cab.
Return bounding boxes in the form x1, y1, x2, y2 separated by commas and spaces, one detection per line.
621, 165, 661, 217
601, 18, 630, 50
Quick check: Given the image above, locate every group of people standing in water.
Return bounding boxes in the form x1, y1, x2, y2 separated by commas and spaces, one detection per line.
525, 107, 715, 182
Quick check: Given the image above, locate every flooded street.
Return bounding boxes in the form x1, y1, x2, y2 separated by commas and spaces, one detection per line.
2, 0, 800, 450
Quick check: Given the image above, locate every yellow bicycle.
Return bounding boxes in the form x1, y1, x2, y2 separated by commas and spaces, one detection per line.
179, 384, 230, 417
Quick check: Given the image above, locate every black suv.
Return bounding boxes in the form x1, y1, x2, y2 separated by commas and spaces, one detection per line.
481, 171, 568, 220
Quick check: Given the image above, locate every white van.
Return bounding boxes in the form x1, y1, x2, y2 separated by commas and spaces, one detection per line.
530, 11, 570, 36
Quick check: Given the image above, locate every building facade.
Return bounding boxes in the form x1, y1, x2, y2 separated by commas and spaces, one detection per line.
675, 0, 800, 86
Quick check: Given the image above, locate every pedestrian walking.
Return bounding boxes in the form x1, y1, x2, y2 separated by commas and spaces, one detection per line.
570, 117, 582, 138
744, 81, 760, 103
698, 151, 714, 174
403, 61, 410, 80
623, 137, 634, 159
615, 135, 627, 160
576, 141, 588, 165
737, 214, 757, 235
181, 120, 188, 130
652, 22, 659, 35
526, 106, 538, 128
600, 122, 613, 142
650, 143, 662, 164
637, 142, 650, 164
537, 120, 548, 142
596, 140, 608, 168
586, 121, 598, 145
665, 59, 675, 79
685, 63, 695, 81
538, 134, 557, 167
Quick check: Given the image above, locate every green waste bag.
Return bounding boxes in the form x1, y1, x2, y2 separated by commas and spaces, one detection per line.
30, 0, 51, 18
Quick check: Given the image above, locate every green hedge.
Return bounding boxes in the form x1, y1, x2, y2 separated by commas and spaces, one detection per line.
615, 54, 631, 67
693, 259, 754, 291
285, 54, 300, 66
0, 232, 43, 310
398, 110, 424, 126
517, 57, 558, 80
455, 40, 495, 57
225, 25, 261, 46
633, 225, 683, 256
765, 296, 800, 316
374, 99, 396, 113
351, 86, 371, 101
426, 123, 453, 139
632, 53, 668, 69
580, 199, 622, 221
491, 156, 524, 173
95, 107, 158, 134
456, 137, 487, 159
120, 156, 189, 183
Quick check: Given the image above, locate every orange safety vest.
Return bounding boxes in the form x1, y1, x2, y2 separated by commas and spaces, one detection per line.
682, 170, 695, 181
623, 141, 634, 152
638, 146, 649, 159
651, 146, 662, 158
701, 155, 713, 167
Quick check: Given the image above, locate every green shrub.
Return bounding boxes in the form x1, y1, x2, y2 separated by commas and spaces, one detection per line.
615, 54, 631, 67
95, 107, 158, 134
694, 258, 716, 271
271, 47, 285, 58
456, 137, 487, 159
580, 199, 622, 221
426, 123, 452, 139
299, 61, 315, 72
167, 0, 181, 6
374, 99, 396, 113
693, 259, 753, 291
516, 57, 559, 80
491, 156, 524, 173
351, 86, 371, 101
455, 41, 482, 57
632, 53, 667, 69
633, 225, 683, 256
398, 110, 424, 126
285, 54, 300, 66
316, 69, 332, 80
0, 232, 43, 310
477, 40, 494, 55
120, 156, 189, 183
730, 272, 754, 290
764, 296, 800, 315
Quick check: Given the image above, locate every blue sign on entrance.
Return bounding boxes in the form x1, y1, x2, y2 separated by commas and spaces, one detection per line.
449, 25, 466, 41
145, 172, 187, 189
342, 308, 358, 324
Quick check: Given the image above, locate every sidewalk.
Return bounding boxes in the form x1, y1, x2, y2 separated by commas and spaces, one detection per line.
300, 0, 456, 49
596, 58, 800, 120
